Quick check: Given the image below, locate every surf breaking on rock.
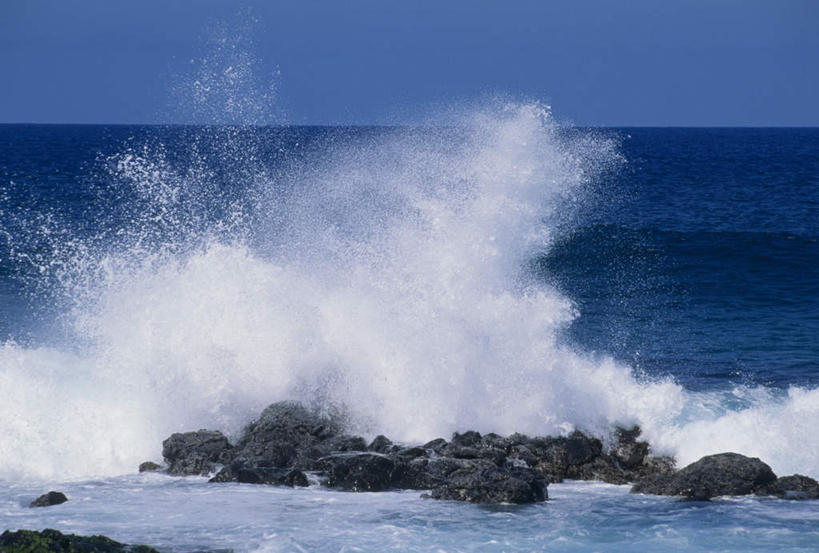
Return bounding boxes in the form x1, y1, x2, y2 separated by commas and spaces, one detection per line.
2, 104, 818, 482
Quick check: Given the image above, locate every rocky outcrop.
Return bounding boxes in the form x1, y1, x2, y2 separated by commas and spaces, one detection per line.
157, 403, 819, 505
159, 402, 683, 503
0, 529, 159, 553
162, 429, 233, 476
29, 491, 68, 508
219, 401, 369, 472
632, 453, 777, 500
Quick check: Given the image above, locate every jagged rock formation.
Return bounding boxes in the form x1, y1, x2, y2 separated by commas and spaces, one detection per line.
160, 401, 675, 504
0, 529, 159, 553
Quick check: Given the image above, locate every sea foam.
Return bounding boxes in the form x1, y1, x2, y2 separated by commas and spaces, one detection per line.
1, 104, 817, 481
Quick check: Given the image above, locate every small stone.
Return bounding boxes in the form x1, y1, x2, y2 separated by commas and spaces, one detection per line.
138, 461, 161, 472
29, 491, 68, 508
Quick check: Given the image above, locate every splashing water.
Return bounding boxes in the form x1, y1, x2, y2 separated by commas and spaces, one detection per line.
1, 103, 818, 482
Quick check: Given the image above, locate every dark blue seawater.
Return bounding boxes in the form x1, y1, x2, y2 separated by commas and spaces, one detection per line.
3, 122, 819, 553
2, 125, 817, 391
544, 128, 819, 390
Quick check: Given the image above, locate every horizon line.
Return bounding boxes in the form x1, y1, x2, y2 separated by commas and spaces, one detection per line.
2, 122, 819, 129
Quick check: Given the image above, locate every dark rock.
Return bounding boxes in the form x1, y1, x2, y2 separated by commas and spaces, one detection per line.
507, 433, 531, 446
450, 431, 482, 447
326, 435, 369, 452
569, 455, 632, 485
528, 432, 603, 482
508, 444, 538, 467
290, 434, 371, 470
162, 429, 232, 476
283, 469, 310, 487
440, 443, 506, 465
427, 459, 547, 504
442, 445, 481, 459
422, 438, 448, 453
368, 435, 393, 453
435, 431, 508, 465
320, 452, 396, 492
631, 452, 777, 500
640, 455, 677, 476
758, 474, 819, 499
503, 427, 672, 486
29, 491, 68, 508
481, 433, 511, 451
392, 456, 472, 490
231, 401, 343, 469
478, 447, 508, 465
138, 461, 161, 473
395, 446, 428, 459
0, 528, 159, 553
611, 426, 649, 470
209, 459, 308, 487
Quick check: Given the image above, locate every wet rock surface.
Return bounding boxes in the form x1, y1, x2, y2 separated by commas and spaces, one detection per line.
159, 401, 819, 504
426, 460, 547, 504
162, 429, 232, 476
29, 491, 68, 508
0, 529, 159, 553
159, 402, 681, 504
758, 474, 819, 499
320, 452, 397, 491
138, 461, 161, 473
210, 459, 308, 487
632, 452, 778, 500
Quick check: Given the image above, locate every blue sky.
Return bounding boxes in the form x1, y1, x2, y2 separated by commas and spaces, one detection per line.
1, 0, 817, 125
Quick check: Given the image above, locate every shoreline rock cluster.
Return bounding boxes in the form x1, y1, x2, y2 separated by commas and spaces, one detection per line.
149, 400, 818, 504
0, 529, 159, 553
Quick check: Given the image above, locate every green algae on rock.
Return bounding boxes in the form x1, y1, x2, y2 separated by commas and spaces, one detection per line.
0, 529, 160, 553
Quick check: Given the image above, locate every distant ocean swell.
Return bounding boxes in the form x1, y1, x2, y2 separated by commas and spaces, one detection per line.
1, 104, 818, 482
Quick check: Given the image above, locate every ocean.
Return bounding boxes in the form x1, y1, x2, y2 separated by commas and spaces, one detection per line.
1, 109, 818, 551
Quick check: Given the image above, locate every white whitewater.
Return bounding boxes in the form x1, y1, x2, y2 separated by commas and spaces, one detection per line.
1, 103, 818, 483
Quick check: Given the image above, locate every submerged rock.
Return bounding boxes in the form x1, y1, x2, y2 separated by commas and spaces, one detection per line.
162, 429, 233, 476
0, 529, 159, 553
632, 452, 777, 500
29, 491, 68, 508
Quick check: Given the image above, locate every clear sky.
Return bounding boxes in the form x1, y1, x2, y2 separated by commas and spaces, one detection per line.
1, 0, 817, 126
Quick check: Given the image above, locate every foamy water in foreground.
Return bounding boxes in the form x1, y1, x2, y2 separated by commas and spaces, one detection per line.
2, 475, 819, 553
